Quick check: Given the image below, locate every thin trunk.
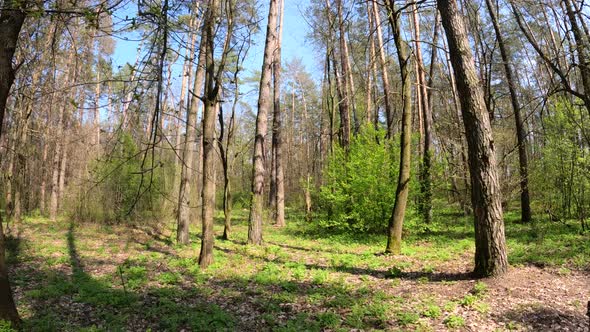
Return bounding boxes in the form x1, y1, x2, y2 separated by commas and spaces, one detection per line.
438, 0, 508, 277
221, 84, 238, 239
384, 1, 413, 255
484, 0, 531, 223
199, 0, 233, 267
49, 49, 76, 221
272, 0, 285, 227
58, 132, 68, 210
177, 19, 207, 245
336, 0, 353, 145
366, 2, 375, 125
39, 138, 48, 215
248, 0, 279, 245
371, 0, 394, 137
94, 68, 100, 146
412, 2, 433, 223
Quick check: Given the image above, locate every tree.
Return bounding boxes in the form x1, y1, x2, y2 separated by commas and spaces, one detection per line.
198, 0, 234, 268
484, 0, 531, 223
270, 0, 286, 227
438, 0, 508, 277
370, 0, 394, 137
383, 0, 413, 255
411, 2, 433, 224
177, 14, 207, 245
248, 0, 279, 245
0, 0, 26, 327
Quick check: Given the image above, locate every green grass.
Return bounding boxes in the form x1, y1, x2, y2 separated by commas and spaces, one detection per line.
5, 206, 589, 330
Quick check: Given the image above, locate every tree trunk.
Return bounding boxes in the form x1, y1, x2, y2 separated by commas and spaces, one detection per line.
384, 1, 413, 255
371, 0, 394, 137
199, 0, 233, 268
40, 136, 48, 215
271, 0, 286, 227
177, 19, 207, 245
0, 0, 25, 327
174, 6, 199, 200
49, 50, 76, 221
411, 3, 433, 224
248, 0, 279, 245
366, 1, 375, 126
220, 91, 237, 239
93, 68, 101, 147
438, 0, 508, 277
336, 0, 354, 144
58, 131, 68, 210
484, 0, 531, 223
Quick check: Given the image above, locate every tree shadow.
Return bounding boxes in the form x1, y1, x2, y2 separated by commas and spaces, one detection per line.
10, 222, 400, 331
214, 243, 476, 282
497, 305, 588, 331
4, 233, 21, 265
9, 223, 237, 331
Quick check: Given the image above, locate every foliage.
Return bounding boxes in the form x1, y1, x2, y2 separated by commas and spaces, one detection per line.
531, 98, 590, 230
443, 315, 465, 329
315, 126, 412, 233
73, 131, 167, 223
0, 321, 16, 332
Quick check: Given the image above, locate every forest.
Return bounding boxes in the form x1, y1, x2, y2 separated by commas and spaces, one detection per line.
0, 0, 589, 330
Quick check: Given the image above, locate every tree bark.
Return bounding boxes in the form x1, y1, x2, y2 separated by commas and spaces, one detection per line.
177, 18, 207, 245
248, 0, 279, 245
371, 0, 394, 138
438, 0, 508, 277
271, 0, 285, 227
336, 0, 354, 145
384, 1, 413, 255
199, 0, 233, 268
0, 0, 25, 327
484, 0, 531, 223
174, 6, 199, 201
49, 48, 76, 221
411, 3, 433, 224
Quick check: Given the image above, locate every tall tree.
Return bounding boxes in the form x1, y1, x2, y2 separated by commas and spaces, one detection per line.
176, 18, 207, 245
383, 0, 413, 255
0, 0, 26, 327
199, 0, 233, 268
336, 0, 354, 145
371, 0, 394, 137
248, 0, 279, 245
271, 0, 286, 227
484, 0, 531, 223
438, 0, 508, 277
411, 2, 433, 224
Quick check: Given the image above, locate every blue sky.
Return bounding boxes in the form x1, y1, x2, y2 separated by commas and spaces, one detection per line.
110, 0, 319, 107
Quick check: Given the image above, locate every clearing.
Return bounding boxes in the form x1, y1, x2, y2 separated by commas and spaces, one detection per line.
5, 210, 590, 331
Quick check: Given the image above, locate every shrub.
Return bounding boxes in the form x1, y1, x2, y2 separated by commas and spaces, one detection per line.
316, 126, 410, 233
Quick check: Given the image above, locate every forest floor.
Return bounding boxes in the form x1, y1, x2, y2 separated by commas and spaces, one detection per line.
4, 209, 590, 331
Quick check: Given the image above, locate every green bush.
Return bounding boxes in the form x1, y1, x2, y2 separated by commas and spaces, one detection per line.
316, 126, 412, 233
531, 98, 590, 228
